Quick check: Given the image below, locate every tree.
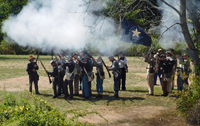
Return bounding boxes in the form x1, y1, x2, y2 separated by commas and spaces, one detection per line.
0, 0, 28, 42
142, 0, 200, 74
100, 0, 200, 73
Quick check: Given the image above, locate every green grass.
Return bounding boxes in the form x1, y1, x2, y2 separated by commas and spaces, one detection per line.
0, 55, 187, 125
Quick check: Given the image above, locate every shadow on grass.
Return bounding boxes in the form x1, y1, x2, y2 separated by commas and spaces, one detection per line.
126, 89, 148, 93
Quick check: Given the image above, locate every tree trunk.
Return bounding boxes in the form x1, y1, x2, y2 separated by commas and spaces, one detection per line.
180, 0, 199, 74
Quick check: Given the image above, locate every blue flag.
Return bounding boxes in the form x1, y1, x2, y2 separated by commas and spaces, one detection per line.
120, 18, 152, 46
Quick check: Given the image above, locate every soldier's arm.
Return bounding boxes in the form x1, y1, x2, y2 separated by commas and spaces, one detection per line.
108, 62, 118, 71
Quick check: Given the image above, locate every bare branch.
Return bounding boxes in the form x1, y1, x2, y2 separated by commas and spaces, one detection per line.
160, 0, 180, 15
142, 0, 179, 17
153, 22, 181, 46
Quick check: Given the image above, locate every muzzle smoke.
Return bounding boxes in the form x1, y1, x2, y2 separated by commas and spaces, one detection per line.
2, 0, 122, 54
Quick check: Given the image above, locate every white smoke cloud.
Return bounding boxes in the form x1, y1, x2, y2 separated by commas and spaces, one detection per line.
155, 0, 185, 50
2, 0, 121, 54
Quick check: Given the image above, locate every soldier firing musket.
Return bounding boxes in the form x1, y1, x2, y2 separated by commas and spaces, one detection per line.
55, 52, 66, 96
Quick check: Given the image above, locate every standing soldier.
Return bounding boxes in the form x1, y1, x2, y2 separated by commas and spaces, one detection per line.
106, 55, 121, 98
26, 56, 40, 94
55, 52, 66, 96
177, 54, 191, 90
48, 60, 59, 98
87, 54, 94, 96
63, 56, 75, 99
118, 52, 128, 90
153, 49, 163, 85
79, 50, 85, 90
73, 52, 81, 96
144, 52, 158, 96
169, 48, 177, 90
78, 55, 91, 99
160, 52, 175, 96
92, 56, 105, 98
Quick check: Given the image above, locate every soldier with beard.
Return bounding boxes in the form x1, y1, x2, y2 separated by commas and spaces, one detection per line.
26, 56, 40, 94
55, 52, 66, 96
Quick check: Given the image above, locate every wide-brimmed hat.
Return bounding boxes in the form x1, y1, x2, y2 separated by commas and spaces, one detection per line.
29, 56, 35, 61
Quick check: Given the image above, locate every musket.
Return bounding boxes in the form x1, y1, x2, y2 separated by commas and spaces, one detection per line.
35, 49, 40, 64
100, 57, 111, 78
85, 51, 111, 78
40, 60, 52, 84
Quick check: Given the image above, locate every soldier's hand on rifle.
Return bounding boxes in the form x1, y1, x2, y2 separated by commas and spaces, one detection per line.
91, 57, 95, 61
106, 66, 109, 70
33, 69, 36, 72
34, 64, 37, 67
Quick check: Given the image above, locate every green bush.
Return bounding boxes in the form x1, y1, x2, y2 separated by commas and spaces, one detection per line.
176, 68, 200, 125
0, 93, 89, 126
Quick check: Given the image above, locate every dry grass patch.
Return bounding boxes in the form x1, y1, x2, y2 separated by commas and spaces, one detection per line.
0, 76, 52, 91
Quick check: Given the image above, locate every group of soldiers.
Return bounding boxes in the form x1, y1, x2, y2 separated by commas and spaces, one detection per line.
144, 49, 191, 96
26, 51, 128, 99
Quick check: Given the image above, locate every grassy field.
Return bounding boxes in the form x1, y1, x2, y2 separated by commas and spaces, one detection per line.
0, 55, 189, 126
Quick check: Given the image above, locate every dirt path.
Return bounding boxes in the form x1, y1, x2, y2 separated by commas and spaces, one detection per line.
79, 106, 167, 125
0, 76, 51, 92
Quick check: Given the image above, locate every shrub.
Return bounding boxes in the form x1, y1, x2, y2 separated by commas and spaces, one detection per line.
176, 70, 200, 125
0, 93, 89, 126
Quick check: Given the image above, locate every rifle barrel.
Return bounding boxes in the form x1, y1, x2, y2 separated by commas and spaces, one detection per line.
40, 60, 52, 84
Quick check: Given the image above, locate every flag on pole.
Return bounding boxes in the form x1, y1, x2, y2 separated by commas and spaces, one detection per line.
120, 18, 152, 46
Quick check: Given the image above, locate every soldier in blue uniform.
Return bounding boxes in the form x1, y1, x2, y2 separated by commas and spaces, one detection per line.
77, 55, 91, 99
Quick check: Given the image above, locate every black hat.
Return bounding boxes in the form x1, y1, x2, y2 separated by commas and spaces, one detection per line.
160, 54, 166, 58
118, 51, 124, 55
108, 55, 114, 58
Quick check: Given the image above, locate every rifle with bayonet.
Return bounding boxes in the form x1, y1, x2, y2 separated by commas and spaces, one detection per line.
40, 60, 52, 84
85, 52, 111, 78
